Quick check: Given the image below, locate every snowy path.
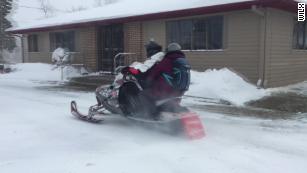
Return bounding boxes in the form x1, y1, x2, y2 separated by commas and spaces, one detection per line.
1, 79, 307, 173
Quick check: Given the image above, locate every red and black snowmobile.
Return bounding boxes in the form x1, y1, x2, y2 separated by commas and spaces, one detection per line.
71, 66, 205, 140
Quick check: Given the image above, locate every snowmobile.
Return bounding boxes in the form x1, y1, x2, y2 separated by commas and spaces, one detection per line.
71, 66, 205, 139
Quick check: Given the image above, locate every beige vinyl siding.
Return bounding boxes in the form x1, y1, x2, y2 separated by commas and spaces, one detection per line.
266, 8, 307, 87
27, 32, 50, 63
24, 28, 97, 70
142, 10, 262, 84
22, 36, 29, 62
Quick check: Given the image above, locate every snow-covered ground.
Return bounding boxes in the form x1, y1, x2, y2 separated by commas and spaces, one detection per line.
1, 63, 307, 173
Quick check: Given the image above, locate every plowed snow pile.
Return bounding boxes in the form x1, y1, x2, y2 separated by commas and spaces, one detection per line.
188, 68, 268, 105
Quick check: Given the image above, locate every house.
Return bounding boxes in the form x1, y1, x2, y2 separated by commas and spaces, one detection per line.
7, 0, 307, 87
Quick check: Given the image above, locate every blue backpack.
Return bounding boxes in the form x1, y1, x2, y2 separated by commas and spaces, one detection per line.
162, 58, 191, 91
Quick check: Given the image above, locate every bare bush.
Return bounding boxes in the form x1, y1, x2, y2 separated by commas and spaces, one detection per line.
37, 0, 54, 17
67, 6, 87, 13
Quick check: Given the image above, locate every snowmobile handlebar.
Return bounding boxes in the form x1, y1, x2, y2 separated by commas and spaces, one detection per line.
113, 53, 136, 74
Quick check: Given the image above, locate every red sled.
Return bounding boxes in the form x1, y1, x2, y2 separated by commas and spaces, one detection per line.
180, 112, 206, 140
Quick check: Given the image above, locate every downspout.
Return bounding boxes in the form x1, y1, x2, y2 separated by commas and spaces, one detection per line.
262, 9, 268, 88
251, 5, 267, 88
140, 22, 143, 60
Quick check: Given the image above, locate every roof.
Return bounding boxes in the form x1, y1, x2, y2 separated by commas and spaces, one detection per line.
8, 0, 299, 34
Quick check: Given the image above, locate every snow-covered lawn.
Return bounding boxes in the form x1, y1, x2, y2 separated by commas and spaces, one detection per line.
0, 63, 307, 173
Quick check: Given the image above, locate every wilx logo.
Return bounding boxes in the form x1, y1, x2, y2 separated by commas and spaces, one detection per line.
298, 3, 305, 21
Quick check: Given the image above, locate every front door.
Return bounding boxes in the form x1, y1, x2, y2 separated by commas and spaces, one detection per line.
98, 24, 124, 71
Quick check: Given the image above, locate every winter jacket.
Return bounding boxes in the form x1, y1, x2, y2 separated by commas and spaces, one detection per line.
130, 52, 165, 73
146, 51, 186, 100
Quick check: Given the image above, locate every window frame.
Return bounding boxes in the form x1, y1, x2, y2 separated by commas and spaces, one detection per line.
166, 16, 224, 51
28, 34, 39, 52
49, 31, 76, 52
293, 20, 307, 50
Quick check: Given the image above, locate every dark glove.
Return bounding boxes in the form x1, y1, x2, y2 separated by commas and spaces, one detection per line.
121, 66, 130, 74
121, 67, 140, 75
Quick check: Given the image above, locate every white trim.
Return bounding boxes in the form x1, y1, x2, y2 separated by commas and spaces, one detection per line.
182, 49, 224, 52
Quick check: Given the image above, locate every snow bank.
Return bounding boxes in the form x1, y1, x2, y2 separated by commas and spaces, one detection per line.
1, 63, 80, 81
187, 68, 268, 106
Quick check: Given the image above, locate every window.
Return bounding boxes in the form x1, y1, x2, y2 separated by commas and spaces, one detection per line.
167, 20, 193, 50
293, 20, 307, 49
166, 16, 223, 50
28, 34, 38, 52
50, 31, 75, 52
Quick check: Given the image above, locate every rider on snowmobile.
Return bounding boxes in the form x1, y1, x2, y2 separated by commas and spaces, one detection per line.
128, 40, 165, 86
118, 40, 165, 116
147, 43, 188, 99
143, 43, 190, 113
119, 41, 190, 119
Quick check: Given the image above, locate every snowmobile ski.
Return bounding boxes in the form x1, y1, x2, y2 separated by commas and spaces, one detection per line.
71, 101, 104, 123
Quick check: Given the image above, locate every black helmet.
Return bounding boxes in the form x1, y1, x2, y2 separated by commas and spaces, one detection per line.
145, 41, 162, 58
